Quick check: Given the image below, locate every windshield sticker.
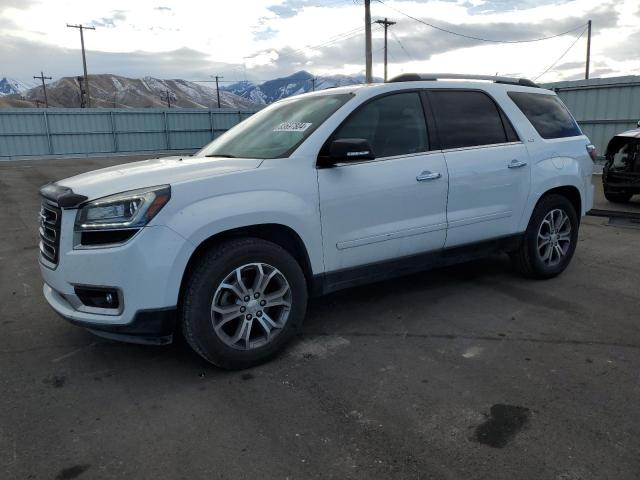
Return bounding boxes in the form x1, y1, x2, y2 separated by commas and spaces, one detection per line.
273, 122, 312, 132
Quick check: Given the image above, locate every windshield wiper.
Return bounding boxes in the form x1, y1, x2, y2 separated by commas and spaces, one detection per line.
205, 153, 237, 158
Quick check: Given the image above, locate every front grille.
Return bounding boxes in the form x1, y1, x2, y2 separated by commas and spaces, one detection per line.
39, 201, 62, 265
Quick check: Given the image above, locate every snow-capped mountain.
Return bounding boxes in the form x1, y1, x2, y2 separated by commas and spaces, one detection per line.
1, 74, 261, 109
0, 77, 33, 96
222, 70, 382, 105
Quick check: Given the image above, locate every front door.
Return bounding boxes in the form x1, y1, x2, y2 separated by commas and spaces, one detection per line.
317, 91, 449, 273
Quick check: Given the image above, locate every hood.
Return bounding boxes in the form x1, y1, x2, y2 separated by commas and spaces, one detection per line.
56, 156, 263, 202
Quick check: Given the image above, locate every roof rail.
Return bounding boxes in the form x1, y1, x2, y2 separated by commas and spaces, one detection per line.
388, 73, 540, 88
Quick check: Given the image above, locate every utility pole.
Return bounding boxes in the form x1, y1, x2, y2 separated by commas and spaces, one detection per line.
585, 19, 592, 80
160, 90, 174, 108
33, 71, 52, 108
364, 0, 372, 83
76, 76, 86, 107
375, 18, 396, 82
311, 77, 316, 92
213, 75, 223, 108
67, 23, 95, 107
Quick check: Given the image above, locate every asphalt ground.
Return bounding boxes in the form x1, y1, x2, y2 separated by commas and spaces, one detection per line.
1, 155, 639, 479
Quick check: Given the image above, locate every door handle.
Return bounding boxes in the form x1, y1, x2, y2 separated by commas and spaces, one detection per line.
416, 171, 442, 182
508, 159, 528, 169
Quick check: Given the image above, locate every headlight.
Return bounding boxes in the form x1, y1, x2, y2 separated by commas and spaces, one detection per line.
75, 185, 171, 231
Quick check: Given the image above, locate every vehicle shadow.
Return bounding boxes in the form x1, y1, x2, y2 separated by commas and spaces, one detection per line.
302, 254, 514, 334
88, 254, 515, 374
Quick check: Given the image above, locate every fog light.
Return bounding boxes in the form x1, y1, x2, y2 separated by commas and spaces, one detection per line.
74, 287, 120, 309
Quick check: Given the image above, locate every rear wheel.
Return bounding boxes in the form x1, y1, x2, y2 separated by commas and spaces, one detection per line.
181, 238, 308, 369
604, 190, 633, 204
511, 194, 579, 279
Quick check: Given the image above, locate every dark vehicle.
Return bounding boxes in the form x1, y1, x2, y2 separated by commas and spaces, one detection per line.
603, 126, 640, 203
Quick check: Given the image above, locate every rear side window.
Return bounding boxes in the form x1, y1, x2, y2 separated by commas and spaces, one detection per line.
508, 92, 581, 139
333, 92, 429, 158
429, 90, 513, 149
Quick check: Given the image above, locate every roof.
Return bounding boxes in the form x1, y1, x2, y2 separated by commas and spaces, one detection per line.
388, 73, 539, 88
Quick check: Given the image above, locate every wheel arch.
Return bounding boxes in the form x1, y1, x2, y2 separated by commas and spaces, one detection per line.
520, 180, 584, 232
177, 223, 316, 310
540, 185, 582, 218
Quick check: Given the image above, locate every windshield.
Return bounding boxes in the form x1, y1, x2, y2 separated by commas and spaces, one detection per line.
196, 93, 353, 159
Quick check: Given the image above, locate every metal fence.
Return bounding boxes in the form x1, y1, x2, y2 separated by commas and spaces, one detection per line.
543, 76, 640, 158
0, 108, 258, 159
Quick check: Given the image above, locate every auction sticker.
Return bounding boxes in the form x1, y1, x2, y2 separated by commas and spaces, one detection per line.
273, 122, 312, 132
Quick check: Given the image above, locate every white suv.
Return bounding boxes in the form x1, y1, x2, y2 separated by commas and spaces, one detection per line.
39, 74, 595, 369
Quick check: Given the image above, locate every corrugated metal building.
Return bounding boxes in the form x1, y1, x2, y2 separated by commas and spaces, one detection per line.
543, 75, 640, 157
0, 108, 258, 160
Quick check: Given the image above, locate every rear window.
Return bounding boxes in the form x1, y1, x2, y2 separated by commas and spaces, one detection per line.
508, 92, 581, 139
429, 90, 514, 149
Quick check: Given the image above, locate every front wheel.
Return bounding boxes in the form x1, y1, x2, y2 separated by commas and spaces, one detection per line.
181, 238, 308, 369
511, 194, 579, 279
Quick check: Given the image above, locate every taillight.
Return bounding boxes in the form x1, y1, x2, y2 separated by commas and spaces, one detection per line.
586, 144, 597, 162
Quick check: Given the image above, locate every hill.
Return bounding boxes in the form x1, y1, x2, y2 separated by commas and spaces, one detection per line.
222, 70, 382, 105
0, 74, 260, 109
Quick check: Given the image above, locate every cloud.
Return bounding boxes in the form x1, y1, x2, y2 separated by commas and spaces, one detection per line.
0, 0, 36, 10
91, 10, 127, 28
604, 29, 640, 62
0, 0, 636, 85
0, 34, 244, 80
249, 4, 618, 72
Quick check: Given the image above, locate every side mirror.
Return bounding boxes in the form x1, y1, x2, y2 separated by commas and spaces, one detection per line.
328, 138, 375, 164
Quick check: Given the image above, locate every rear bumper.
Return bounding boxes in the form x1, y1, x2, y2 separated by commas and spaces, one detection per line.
603, 172, 640, 191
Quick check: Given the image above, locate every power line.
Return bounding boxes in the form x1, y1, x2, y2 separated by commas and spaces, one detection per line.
244, 22, 379, 67
389, 29, 414, 61
534, 25, 589, 81
282, 24, 369, 60
375, 0, 587, 44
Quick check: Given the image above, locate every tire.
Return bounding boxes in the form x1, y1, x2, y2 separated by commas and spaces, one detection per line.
181, 238, 308, 369
604, 190, 632, 204
511, 194, 579, 279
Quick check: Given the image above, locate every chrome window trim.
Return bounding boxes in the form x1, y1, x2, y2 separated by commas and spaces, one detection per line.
330, 149, 443, 168
441, 141, 524, 154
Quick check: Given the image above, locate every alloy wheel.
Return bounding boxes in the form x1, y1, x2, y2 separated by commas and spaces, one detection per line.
211, 263, 292, 350
536, 208, 571, 267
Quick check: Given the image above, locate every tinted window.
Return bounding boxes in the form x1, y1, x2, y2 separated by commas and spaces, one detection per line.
429, 90, 509, 149
508, 92, 581, 139
333, 92, 428, 158
197, 93, 352, 159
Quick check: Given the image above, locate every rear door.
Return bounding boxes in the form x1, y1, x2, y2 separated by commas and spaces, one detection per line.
317, 91, 449, 272
428, 89, 531, 247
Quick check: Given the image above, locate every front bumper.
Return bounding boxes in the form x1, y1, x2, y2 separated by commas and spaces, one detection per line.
45, 282, 176, 344
40, 209, 193, 342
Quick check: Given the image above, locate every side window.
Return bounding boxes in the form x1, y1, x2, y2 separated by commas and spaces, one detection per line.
333, 92, 429, 158
429, 90, 510, 149
508, 92, 581, 139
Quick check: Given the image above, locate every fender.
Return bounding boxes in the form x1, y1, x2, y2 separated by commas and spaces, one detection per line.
518, 156, 585, 231
159, 190, 323, 305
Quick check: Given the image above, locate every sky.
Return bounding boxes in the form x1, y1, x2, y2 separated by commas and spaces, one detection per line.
0, 0, 638, 86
